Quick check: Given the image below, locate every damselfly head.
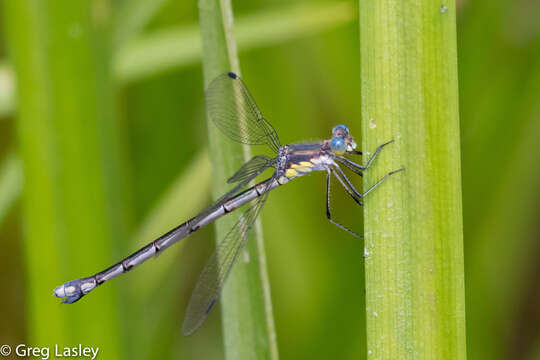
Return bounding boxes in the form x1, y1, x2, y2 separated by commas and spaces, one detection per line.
332, 124, 349, 137
331, 124, 357, 154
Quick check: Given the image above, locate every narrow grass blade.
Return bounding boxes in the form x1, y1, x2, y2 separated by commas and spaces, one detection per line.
198, 0, 278, 358
0, 63, 15, 118
0, 152, 22, 226
359, 0, 467, 358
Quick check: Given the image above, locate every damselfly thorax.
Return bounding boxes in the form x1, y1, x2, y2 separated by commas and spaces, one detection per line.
276, 142, 336, 184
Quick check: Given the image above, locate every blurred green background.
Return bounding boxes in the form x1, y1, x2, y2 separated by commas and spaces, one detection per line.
0, 0, 539, 359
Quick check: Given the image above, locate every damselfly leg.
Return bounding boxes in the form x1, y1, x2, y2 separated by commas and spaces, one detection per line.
326, 170, 361, 238
334, 139, 395, 172
325, 139, 404, 237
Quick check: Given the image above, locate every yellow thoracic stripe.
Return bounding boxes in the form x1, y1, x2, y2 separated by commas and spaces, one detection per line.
288, 161, 314, 176
285, 168, 298, 178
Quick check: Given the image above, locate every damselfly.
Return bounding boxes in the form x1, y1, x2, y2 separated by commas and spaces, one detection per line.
54, 72, 403, 335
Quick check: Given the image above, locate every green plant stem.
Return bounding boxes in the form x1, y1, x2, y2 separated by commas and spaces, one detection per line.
198, 0, 278, 359
359, 0, 467, 358
3, 0, 131, 354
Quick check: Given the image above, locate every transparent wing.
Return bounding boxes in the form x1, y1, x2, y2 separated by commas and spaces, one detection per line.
208, 156, 275, 210
227, 155, 274, 184
206, 72, 281, 153
182, 180, 272, 336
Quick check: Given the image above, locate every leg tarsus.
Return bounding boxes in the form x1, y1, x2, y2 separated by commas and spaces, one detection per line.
361, 167, 405, 198
328, 219, 361, 238
336, 139, 395, 172
388, 167, 405, 176
326, 171, 362, 238
362, 139, 394, 170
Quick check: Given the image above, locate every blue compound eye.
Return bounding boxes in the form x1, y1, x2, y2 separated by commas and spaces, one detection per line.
330, 137, 347, 155
332, 124, 349, 136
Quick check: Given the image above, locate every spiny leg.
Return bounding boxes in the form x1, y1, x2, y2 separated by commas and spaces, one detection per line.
334, 156, 363, 176
334, 164, 404, 199
326, 170, 361, 238
336, 139, 395, 171
333, 165, 364, 200
363, 139, 395, 169
361, 168, 405, 198
331, 166, 363, 205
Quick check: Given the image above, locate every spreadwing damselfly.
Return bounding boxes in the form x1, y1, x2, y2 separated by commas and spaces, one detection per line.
54, 72, 403, 335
